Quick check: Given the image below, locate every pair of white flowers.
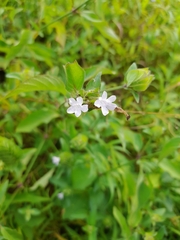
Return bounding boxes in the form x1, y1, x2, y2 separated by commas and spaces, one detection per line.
67, 91, 117, 117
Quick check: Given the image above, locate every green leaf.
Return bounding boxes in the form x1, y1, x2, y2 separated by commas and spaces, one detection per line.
5, 75, 67, 98
159, 160, 180, 180
81, 10, 102, 23
1, 226, 23, 240
63, 61, 85, 91
13, 192, 49, 203
16, 110, 59, 133
160, 137, 180, 160
85, 66, 103, 81
30, 169, 55, 191
0, 137, 21, 166
5, 29, 32, 62
86, 72, 101, 90
70, 134, 88, 150
94, 22, 120, 42
125, 68, 154, 91
113, 206, 131, 238
126, 69, 145, 87
71, 164, 96, 190
131, 91, 140, 103
0, 180, 9, 206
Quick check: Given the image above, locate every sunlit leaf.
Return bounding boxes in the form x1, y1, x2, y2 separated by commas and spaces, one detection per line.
5, 75, 67, 98
63, 61, 85, 91
1, 226, 23, 240
113, 206, 131, 238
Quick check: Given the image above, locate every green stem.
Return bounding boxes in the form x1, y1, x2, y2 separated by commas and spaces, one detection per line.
40, 0, 93, 31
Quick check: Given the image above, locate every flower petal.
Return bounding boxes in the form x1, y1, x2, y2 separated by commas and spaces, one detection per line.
76, 97, 83, 105
102, 91, 107, 100
101, 106, 109, 116
81, 105, 88, 112
67, 106, 75, 114
106, 103, 117, 111
69, 98, 76, 105
75, 108, 81, 117
94, 99, 102, 108
108, 95, 116, 102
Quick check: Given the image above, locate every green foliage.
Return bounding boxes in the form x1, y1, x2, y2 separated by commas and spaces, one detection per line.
0, 0, 180, 239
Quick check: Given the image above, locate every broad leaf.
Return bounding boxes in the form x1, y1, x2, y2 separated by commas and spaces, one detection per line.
16, 110, 59, 133
1, 226, 23, 240
64, 61, 85, 91
159, 160, 180, 180
160, 137, 180, 160
86, 72, 101, 90
5, 75, 67, 98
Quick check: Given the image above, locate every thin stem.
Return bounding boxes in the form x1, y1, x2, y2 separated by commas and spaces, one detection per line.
40, 0, 93, 31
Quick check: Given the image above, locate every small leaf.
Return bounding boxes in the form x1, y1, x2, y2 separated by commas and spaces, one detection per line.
131, 91, 140, 103
0, 137, 21, 166
30, 169, 55, 191
5, 75, 67, 98
125, 68, 154, 92
13, 193, 49, 203
81, 10, 102, 23
70, 134, 88, 150
159, 160, 180, 180
16, 110, 59, 133
160, 137, 180, 160
0, 180, 9, 206
1, 226, 23, 240
94, 22, 120, 42
64, 61, 85, 91
86, 72, 101, 90
113, 206, 131, 238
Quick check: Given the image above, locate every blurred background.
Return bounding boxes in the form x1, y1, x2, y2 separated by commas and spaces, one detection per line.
0, 0, 180, 239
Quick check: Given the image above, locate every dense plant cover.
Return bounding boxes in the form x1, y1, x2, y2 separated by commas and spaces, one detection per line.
0, 0, 180, 239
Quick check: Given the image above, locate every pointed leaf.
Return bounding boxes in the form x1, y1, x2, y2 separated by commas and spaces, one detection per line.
113, 206, 131, 238
159, 160, 180, 180
5, 75, 66, 98
16, 110, 59, 133
86, 72, 101, 90
30, 169, 55, 191
1, 226, 23, 240
160, 137, 180, 160
64, 61, 85, 91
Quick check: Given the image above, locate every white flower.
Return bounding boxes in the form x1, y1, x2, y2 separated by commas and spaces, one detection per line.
94, 91, 117, 116
57, 192, 64, 200
52, 156, 60, 166
67, 97, 88, 117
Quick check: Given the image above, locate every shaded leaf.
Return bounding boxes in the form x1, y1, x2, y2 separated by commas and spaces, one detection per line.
0, 137, 21, 166
16, 110, 59, 133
